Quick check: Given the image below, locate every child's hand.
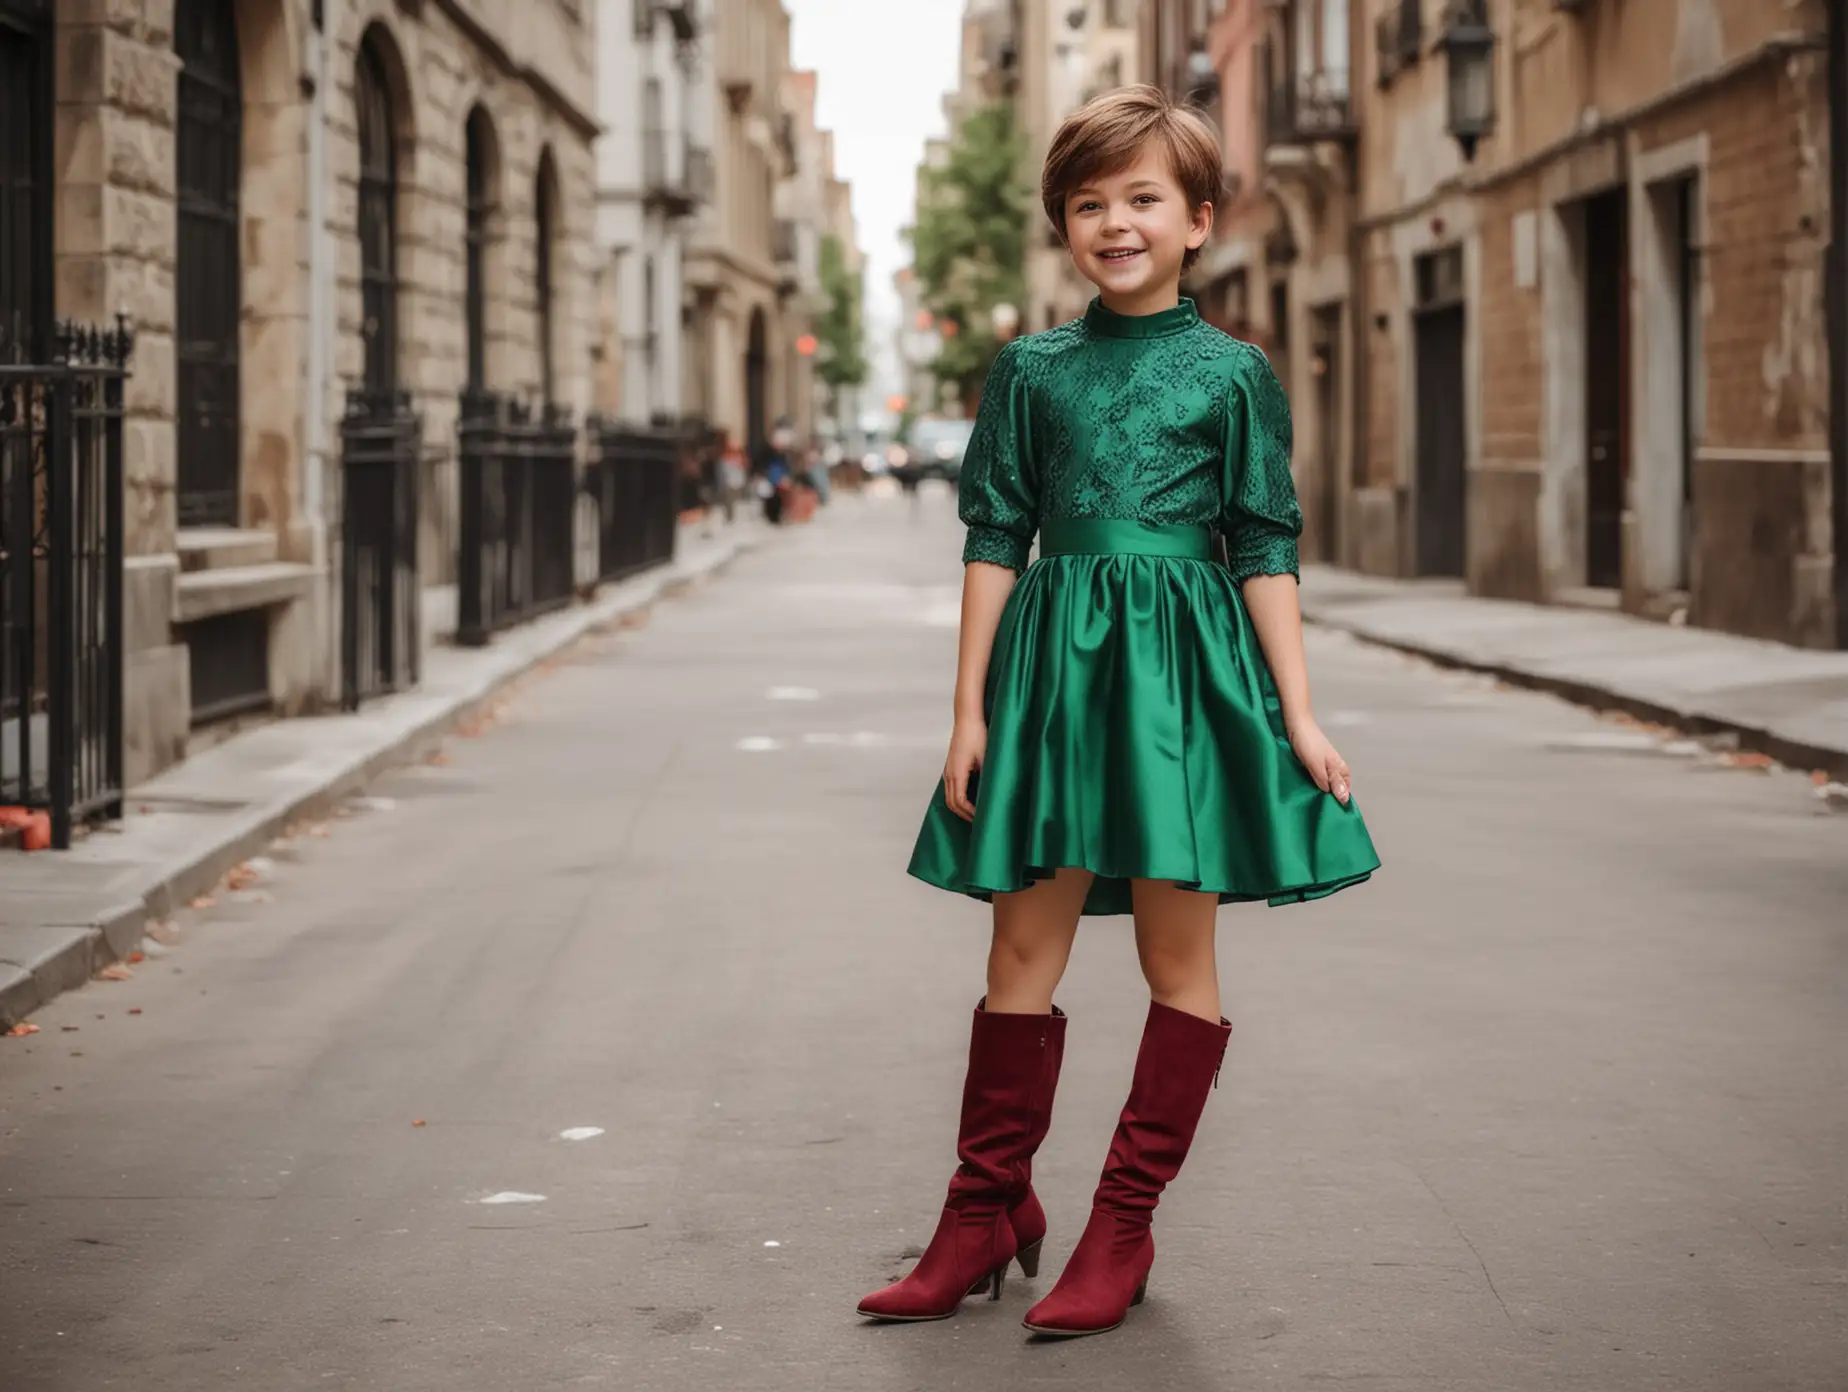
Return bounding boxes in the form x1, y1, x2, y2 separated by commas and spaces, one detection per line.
1288, 719, 1352, 805
943, 717, 987, 822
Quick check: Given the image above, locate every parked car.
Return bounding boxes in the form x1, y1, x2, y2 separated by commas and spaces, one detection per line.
904, 417, 977, 484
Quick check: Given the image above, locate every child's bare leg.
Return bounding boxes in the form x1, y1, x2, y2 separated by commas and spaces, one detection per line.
985, 869, 1092, 1013
1130, 880, 1221, 1022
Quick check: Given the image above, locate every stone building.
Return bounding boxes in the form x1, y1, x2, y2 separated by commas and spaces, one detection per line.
1353, 0, 1833, 645
685, 0, 802, 457
595, 0, 714, 425
0, 0, 597, 784
1164, 0, 1840, 649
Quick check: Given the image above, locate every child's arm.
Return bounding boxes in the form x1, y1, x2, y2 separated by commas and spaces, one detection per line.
1223, 349, 1351, 806
944, 562, 1017, 821
1242, 576, 1350, 805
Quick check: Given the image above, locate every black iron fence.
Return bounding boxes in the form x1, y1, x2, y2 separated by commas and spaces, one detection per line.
455, 391, 579, 646
339, 389, 421, 709
586, 418, 680, 584
0, 319, 131, 848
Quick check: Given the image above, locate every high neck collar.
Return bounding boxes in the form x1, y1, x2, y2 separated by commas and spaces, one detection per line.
1084, 296, 1200, 340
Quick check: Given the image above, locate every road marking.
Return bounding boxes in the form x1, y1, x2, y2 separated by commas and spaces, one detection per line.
479, 1192, 547, 1205
767, 686, 821, 701
736, 736, 784, 752
559, 1127, 605, 1142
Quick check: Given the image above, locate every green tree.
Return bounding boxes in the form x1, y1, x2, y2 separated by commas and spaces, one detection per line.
816, 233, 869, 424
905, 101, 1031, 409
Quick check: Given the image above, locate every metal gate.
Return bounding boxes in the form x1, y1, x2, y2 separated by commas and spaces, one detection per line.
587, 419, 680, 584
1, 322, 133, 847
339, 390, 420, 709
456, 392, 579, 645
175, 0, 242, 527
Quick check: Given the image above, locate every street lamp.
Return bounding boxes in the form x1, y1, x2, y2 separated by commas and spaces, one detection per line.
1441, 4, 1496, 162
990, 302, 1021, 341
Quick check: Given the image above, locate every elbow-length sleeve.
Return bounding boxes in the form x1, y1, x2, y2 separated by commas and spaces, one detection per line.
1220, 347, 1304, 585
957, 341, 1037, 572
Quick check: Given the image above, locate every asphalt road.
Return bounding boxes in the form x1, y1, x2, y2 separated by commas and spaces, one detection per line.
2, 488, 1844, 1391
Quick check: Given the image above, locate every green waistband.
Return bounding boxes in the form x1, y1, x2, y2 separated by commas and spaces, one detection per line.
1038, 519, 1215, 561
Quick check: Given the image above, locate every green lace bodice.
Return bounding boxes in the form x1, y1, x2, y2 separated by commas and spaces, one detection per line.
957, 296, 1302, 585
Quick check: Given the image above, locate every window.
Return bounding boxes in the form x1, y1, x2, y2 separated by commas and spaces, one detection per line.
356, 30, 398, 394
535, 150, 558, 405
465, 106, 494, 390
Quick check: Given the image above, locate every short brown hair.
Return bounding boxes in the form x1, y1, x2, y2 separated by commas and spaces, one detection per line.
1041, 85, 1222, 272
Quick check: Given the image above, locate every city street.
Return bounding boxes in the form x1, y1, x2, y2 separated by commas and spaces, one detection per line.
2, 490, 1843, 1391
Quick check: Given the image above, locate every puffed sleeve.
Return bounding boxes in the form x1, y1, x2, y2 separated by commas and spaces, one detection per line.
1220, 346, 1303, 585
958, 340, 1037, 572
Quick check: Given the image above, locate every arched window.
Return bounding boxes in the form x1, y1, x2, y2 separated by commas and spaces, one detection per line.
0, 0, 51, 349
535, 148, 559, 406
175, 0, 242, 525
356, 32, 398, 394
465, 106, 495, 390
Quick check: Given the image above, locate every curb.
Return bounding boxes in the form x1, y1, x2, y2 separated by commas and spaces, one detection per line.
1303, 608, 1848, 781
1, 532, 760, 1031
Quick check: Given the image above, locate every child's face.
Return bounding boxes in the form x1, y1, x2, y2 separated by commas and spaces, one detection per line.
1062, 147, 1212, 313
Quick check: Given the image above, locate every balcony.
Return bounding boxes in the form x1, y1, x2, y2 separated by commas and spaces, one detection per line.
642, 130, 712, 217
772, 217, 800, 294
1266, 66, 1355, 146
1375, 0, 1423, 87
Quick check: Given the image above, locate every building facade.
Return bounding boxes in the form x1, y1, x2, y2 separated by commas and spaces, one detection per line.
0, 0, 597, 784
595, 0, 714, 426
1164, 0, 1840, 648
685, 0, 799, 458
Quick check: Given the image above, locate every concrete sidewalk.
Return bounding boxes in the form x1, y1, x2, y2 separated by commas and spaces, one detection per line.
0, 516, 768, 1029
1300, 565, 1848, 778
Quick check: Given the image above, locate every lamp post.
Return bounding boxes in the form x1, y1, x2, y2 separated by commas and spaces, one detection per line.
1441, 4, 1496, 162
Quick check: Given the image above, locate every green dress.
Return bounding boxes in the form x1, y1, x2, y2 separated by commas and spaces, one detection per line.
908, 296, 1380, 917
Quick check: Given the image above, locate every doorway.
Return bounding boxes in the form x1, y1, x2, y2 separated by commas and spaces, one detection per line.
1584, 187, 1629, 590
1412, 248, 1467, 578
745, 307, 768, 460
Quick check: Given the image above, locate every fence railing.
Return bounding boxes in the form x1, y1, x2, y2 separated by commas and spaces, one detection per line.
0, 319, 131, 848
339, 389, 422, 710
456, 391, 579, 646
586, 419, 680, 584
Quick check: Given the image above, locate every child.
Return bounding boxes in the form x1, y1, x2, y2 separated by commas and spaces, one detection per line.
857, 86, 1380, 1337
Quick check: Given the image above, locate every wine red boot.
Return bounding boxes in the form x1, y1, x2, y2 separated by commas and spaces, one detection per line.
857, 1001, 1068, 1321
1022, 1001, 1231, 1337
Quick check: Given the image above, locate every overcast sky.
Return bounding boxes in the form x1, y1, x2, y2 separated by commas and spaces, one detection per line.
784, 0, 966, 403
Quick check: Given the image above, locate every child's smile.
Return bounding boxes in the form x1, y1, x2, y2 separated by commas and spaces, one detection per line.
1062, 149, 1212, 317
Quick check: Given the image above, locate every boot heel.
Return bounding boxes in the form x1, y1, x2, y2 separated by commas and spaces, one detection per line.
987, 1264, 1008, 1301
1016, 1237, 1044, 1278
1131, 1277, 1148, 1307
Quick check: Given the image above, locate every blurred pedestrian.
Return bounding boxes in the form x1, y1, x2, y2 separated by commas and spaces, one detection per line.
718, 435, 746, 524
858, 86, 1380, 1337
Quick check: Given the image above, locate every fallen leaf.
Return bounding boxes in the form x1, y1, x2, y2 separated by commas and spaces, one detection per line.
21, 813, 50, 851
412, 1119, 427, 1128
126, 951, 146, 965
224, 863, 259, 892
98, 963, 134, 981
61, 1025, 79, 1032
5, 1022, 41, 1037
128, 1008, 143, 1016
1813, 770, 1831, 787
426, 752, 451, 767
1720, 751, 1775, 771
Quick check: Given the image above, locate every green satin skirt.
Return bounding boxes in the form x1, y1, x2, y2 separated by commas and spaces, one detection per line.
908, 519, 1380, 917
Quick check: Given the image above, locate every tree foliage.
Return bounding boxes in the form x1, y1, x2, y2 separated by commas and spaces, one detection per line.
816, 233, 869, 414
905, 101, 1031, 408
